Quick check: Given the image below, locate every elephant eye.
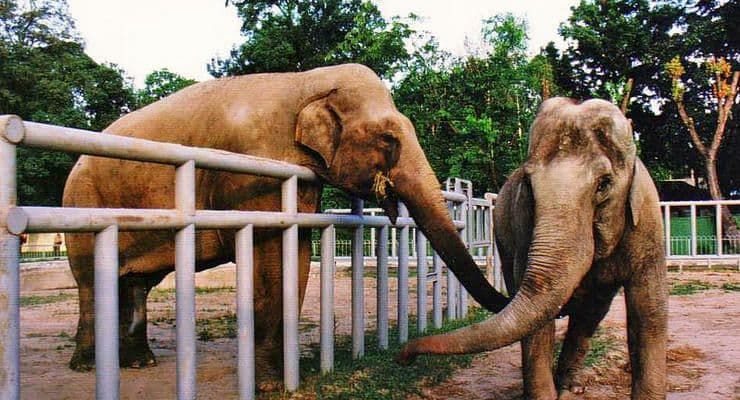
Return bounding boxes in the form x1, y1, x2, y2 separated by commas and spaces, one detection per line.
596, 175, 612, 193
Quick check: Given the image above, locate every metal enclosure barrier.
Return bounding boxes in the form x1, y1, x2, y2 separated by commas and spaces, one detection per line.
660, 200, 740, 267
0, 116, 497, 399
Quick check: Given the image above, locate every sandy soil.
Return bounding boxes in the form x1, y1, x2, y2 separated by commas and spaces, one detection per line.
18, 268, 740, 399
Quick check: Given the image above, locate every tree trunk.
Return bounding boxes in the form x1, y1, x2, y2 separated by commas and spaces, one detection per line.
705, 157, 740, 243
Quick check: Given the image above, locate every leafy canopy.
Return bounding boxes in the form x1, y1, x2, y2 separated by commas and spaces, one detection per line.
209, 0, 415, 79
0, 0, 135, 205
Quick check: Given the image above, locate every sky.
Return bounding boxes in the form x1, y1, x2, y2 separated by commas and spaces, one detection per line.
66, 0, 580, 88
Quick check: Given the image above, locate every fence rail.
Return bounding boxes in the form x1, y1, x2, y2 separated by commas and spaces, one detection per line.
660, 200, 740, 264
0, 115, 497, 399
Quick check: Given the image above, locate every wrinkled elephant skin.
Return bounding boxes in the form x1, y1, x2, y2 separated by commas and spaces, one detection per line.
398, 98, 667, 400
63, 64, 508, 389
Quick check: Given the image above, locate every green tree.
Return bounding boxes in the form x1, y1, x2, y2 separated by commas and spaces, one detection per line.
0, 0, 135, 205
394, 15, 552, 194
209, 0, 415, 79
136, 68, 197, 107
550, 0, 739, 197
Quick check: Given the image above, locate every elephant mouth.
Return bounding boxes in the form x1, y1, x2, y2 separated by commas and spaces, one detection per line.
373, 171, 399, 224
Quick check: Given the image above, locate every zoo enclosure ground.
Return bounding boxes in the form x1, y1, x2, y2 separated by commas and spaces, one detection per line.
16, 264, 740, 399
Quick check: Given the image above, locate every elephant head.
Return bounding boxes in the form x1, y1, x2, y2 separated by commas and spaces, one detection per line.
398, 97, 649, 359
295, 64, 508, 312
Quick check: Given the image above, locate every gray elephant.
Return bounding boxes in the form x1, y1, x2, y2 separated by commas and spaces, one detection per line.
63, 64, 509, 388
398, 98, 667, 400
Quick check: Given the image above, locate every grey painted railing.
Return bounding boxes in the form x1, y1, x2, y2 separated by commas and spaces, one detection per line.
660, 200, 740, 266
0, 115, 495, 399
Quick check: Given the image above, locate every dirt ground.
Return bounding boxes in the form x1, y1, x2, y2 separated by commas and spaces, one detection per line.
18, 266, 740, 399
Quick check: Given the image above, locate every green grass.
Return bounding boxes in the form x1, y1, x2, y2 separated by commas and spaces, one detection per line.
583, 329, 617, 367
721, 282, 740, 292
149, 286, 235, 302
669, 281, 715, 296
20, 292, 76, 307
260, 307, 491, 400
553, 327, 618, 368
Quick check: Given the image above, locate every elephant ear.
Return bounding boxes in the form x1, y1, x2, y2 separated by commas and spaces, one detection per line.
628, 158, 650, 227
295, 94, 342, 168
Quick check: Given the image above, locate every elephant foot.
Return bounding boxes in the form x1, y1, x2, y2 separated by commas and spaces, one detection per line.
120, 343, 157, 369
257, 378, 284, 393
255, 357, 283, 392
69, 346, 95, 372
557, 384, 586, 400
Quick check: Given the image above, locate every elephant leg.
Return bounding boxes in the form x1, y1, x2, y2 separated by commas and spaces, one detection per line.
67, 232, 96, 372
521, 320, 557, 400
554, 287, 617, 398
624, 268, 667, 400
252, 228, 313, 392
70, 266, 95, 371
119, 273, 165, 368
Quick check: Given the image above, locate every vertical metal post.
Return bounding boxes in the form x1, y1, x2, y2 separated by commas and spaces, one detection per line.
397, 202, 409, 343
664, 205, 671, 257
320, 225, 335, 372
95, 225, 120, 400
416, 231, 427, 333
282, 176, 299, 391
176, 160, 196, 400
446, 201, 458, 321
690, 204, 697, 256
391, 228, 397, 258
370, 211, 376, 257
351, 198, 364, 358
456, 180, 469, 316
715, 204, 723, 256
432, 253, 442, 329
0, 116, 21, 400
376, 225, 389, 349
236, 225, 254, 400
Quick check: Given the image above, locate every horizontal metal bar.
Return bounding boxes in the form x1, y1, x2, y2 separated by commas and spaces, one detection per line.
10, 207, 465, 233
666, 255, 740, 260
20, 121, 317, 181
469, 198, 492, 207
660, 200, 740, 206
441, 191, 467, 203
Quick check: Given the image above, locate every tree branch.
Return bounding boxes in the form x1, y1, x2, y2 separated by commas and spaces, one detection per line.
709, 71, 739, 158
676, 100, 708, 157
620, 77, 633, 114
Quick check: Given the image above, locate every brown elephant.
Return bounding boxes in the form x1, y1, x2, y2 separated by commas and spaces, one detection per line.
62, 64, 509, 387
398, 98, 667, 400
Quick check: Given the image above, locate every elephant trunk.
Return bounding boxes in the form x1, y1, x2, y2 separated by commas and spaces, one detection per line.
398, 201, 594, 361
388, 137, 509, 312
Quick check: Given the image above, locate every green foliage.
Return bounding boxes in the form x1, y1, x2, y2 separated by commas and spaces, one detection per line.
136, 68, 197, 107
0, 0, 135, 206
394, 14, 549, 194
551, 0, 739, 195
260, 307, 492, 400
721, 282, 740, 292
210, 0, 415, 79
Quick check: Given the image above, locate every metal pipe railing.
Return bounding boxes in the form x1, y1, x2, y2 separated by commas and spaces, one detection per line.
660, 200, 740, 261
0, 116, 496, 399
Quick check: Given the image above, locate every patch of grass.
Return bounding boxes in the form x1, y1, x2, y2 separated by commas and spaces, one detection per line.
721, 282, 740, 292
670, 281, 715, 295
149, 286, 234, 302
20, 292, 75, 307
197, 313, 237, 341
584, 329, 618, 367
553, 327, 619, 368
261, 307, 492, 400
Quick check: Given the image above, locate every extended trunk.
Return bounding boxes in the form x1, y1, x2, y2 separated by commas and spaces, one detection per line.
390, 139, 509, 312
398, 203, 595, 361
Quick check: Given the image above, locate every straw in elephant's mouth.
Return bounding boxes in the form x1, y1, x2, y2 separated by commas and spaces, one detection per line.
372, 171, 394, 201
